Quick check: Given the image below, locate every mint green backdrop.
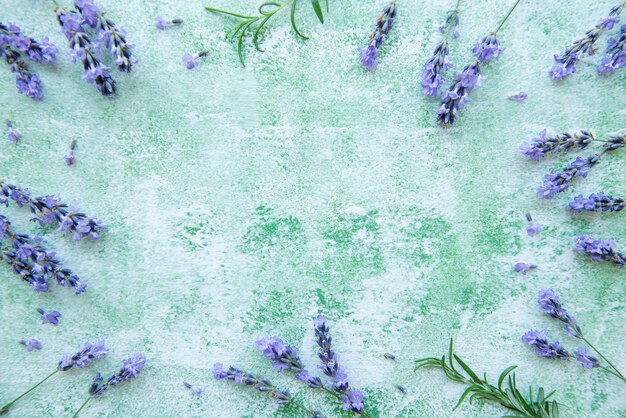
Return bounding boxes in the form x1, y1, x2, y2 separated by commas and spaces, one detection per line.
0, 0, 624, 416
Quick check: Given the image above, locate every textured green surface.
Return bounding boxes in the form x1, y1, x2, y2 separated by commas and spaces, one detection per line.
0, 0, 625, 417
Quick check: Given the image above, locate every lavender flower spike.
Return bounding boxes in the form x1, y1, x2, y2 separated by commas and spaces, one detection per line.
58, 339, 107, 371
575, 347, 600, 369
359, 1, 396, 71
575, 235, 625, 268
55, 7, 116, 96
537, 289, 582, 337
472, 33, 505, 62
519, 129, 595, 160
522, 330, 571, 361
314, 315, 350, 393
342, 389, 366, 414
436, 61, 482, 126
0, 21, 57, 65
6, 121, 21, 143
212, 363, 294, 406
155, 16, 183, 30
537, 154, 601, 199
88, 4, 137, 72
88, 353, 146, 397
0, 46, 43, 100
255, 336, 323, 389
19, 338, 43, 352
599, 24, 626, 74
569, 192, 625, 213
421, 7, 459, 97
549, 4, 624, 80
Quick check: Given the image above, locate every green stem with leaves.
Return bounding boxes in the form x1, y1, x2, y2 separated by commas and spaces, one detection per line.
0, 370, 58, 414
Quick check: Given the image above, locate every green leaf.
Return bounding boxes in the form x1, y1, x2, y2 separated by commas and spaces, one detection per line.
453, 386, 474, 410
311, 0, 324, 23
453, 354, 480, 382
290, 0, 309, 39
498, 366, 517, 390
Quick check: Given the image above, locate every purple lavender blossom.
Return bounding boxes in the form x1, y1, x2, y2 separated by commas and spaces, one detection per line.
212, 363, 293, 406
0, 214, 87, 294
575, 235, 625, 268
255, 336, 323, 389
422, 40, 453, 97
569, 192, 624, 213
6, 121, 21, 143
508, 91, 527, 102
537, 154, 601, 199
538, 289, 582, 337
437, 9, 460, 38
37, 308, 62, 325
1, 46, 43, 100
513, 262, 537, 275
19, 338, 42, 351
599, 24, 626, 74
58, 339, 107, 371
519, 130, 595, 160
472, 33, 504, 62
64, 139, 77, 166
55, 8, 116, 96
314, 314, 351, 393
436, 61, 482, 126
182, 51, 208, 70
522, 330, 571, 361
359, 1, 396, 71
549, 4, 624, 80
88, 353, 146, 398
0, 180, 105, 241
183, 381, 203, 395
93, 12, 137, 72
155, 16, 183, 30
341, 388, 366, 413
0, 22, 57, 65
525, 213, 541, 236
575, 347, 600, 369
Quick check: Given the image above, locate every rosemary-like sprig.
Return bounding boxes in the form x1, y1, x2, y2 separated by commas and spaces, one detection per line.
205, 0, 327, 65
415, 339, 561, 418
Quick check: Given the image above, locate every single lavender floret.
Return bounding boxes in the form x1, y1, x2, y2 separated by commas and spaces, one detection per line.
538, 289, 582, 337
599, 24, 626, 73
213, 363, 294, 405
513, 262, 537, 275
508, 91, 527, 102
549, 4, 624, 80
6, 121, 21, 143
183, 381, 203, 395
88, 353, 146, 398
519, 129, 595, 160
58, 339, 107, 371
0, 22, 57, 65
522, 330, 571, 361
574, 347, 600, 369
575, 235, 625, 268
19, 338, 42, 351
525, 213, 541, 236
64, 140, 77, 166
537, 154, 601, 199
37, 308, 62, 325
569, 192, 624, 213
359, 1, 396, 71
182, 51, 208, 70
155, 16, 183, 30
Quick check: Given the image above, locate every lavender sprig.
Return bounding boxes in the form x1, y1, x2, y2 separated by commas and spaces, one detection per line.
55, 7, 116, 97
569, 192, 624, 212
0, 180, 104, 241
519, 129, 596, 160
550, 4, 624, 80
599, 23, 626, 73
73, 353, 146, 417
155, 16, 183, 30
537, 154, 600, 199
0, 21, 57, 65
0, 214, 87, 294
0, 45, 43, 100
530, 289, 626, 382
575, 235, 625, 268
359, 1, 396, 71
75, 0, 137, 73
0, 339, 106, 414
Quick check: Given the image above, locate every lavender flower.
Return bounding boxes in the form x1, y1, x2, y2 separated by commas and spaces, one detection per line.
574, 347, 600, 369
522, 330, 571, 361
513, 262, 537, 275
6, 121, 21, 143
0, 214, 87, 294
537, 289, 582, 338
508, 91, 527, 102
255, 336, 323, 389
341, 388, 366, 413
575, 235, 625, 268
436, 61, 482, 126
87, 353, 146, 400
421, 40, 453, 97
183, 381, 203, 395
437, 9, 460, 38
1, 46, 43, 100
37, 308, 62, 325
182, 51, 208, 70
472, 33, 505, 62
0, 22, 57, 65
314, 314, 350, 393
549, 4, 624, 80
19, 338, 42, 351
519, 129, 595, 160
0, 180, 105, 241
64, 140, 77, 166
537, 154, 601, 199
569, 192, 624, 213
359, 1, 396, 71
155, 16, 183, 30
87, 5, 137, 72
212, 363, 293, 405
58, 339, 107, 371
599, 24, 626, 73
525, 213, 541, 236
55, 7, 116, 97
383, 353, 397, 361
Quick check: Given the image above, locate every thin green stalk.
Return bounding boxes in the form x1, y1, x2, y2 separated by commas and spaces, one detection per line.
494, 0, 522, 33
0, 370, 58, 414
71, 395, 92, 418
581, 337, 626, 382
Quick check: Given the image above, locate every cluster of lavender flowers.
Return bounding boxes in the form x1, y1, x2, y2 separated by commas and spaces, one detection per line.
0, 21, 57, 99
523, 290, 625, 381
87, 353, 146, 398
519, 129, 596, 160
599, 23, 626, 73
569, 192, 624, 213
212, 364, 294, 406
0, 180, 104, 241
550, 4, 624, 79
0, 214, 86, 294
359, 1, 396, 71
575, 235, 625, 268
421, 8, 460, 97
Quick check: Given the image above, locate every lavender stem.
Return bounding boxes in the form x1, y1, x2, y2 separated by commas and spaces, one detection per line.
494, 0, 522, 34
581, 337, 625, 382
0, 369, 59, 414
